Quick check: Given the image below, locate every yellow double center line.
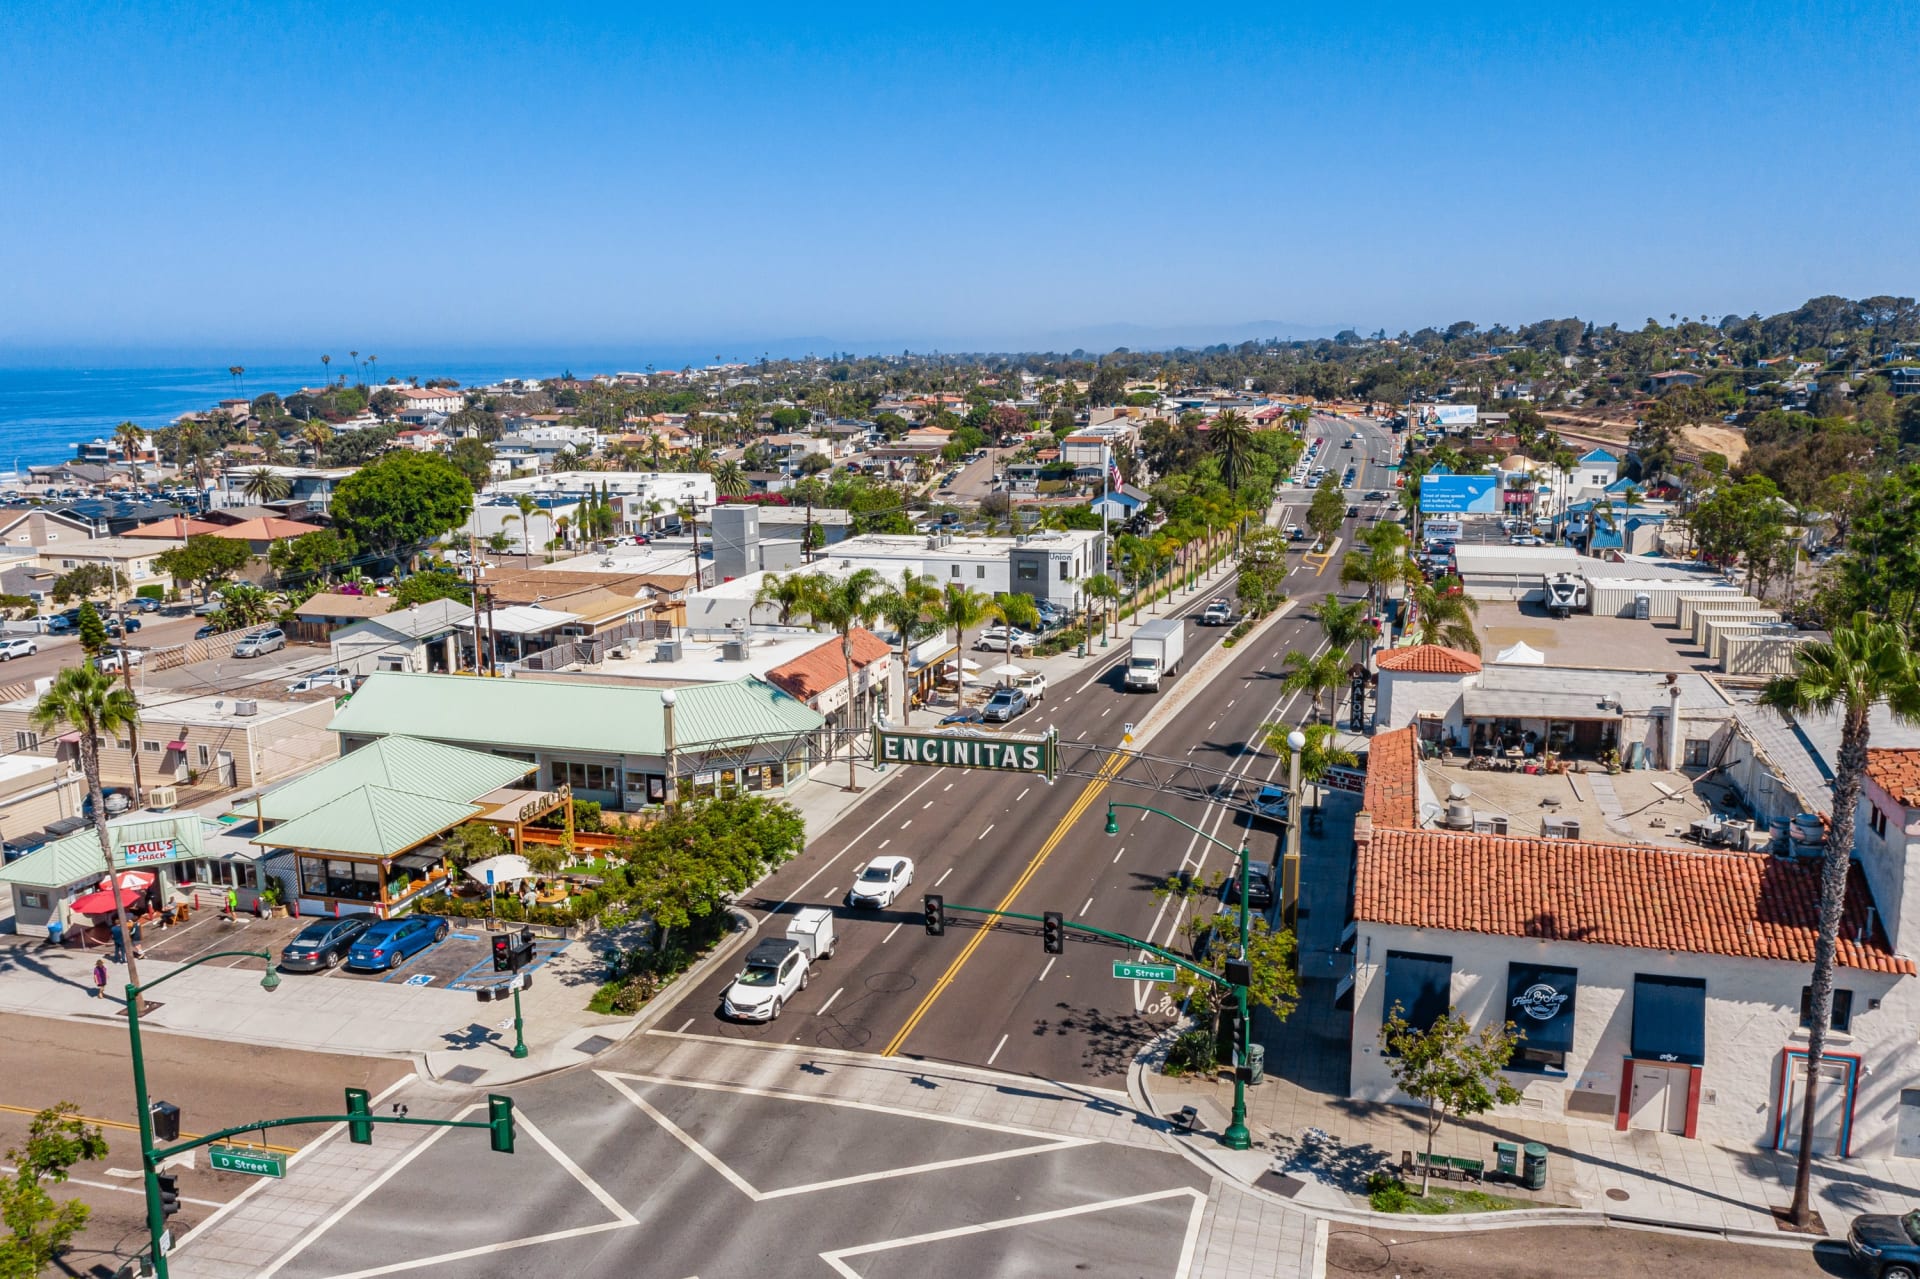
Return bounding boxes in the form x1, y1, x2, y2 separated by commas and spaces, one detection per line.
882, 751, 1130, 1057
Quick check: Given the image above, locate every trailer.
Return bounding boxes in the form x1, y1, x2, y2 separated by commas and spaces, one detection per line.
1544, 573, 1588, 618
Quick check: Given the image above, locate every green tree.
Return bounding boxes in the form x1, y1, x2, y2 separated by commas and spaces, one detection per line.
1261, 721, 1358, 814
753, 572, 815, 626
208, 582, 281, 631
1760, 615, 1920, 1229
984, 591, 1040, 678
1208, 410, 1255, 494
873, 570, 940, 724
710, 458, 749, 499
937, 583, 991, 680
1341, 521, 1414, 616
75, 602, 109, 659
1379, 1007, 1523, 1196
1407, 576, 1481, 653
30, 669, 147, 1004
1280, 648, 1346, 724
1235, 525, 1289, 616
1156, 907, 1297, 1072
154, 534, 254, 601
611, 794, 806, 953
268, 529, 356, 587
439, 820, 506, 868
1311, 595, 1370, 667
51, 564, 127, 606
1083, 572, 1120, 643
1308, 474, 1346, 545
388, 570, 472, 610
241, 466, 292, 504
114, 420, 146, 486
330, 452, 474, 562
799, 569, 884, 791
0, 1102, 109, 1278
447, 438, 495, 490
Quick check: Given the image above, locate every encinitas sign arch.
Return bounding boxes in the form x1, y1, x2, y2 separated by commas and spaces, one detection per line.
872, 726, 1059, 781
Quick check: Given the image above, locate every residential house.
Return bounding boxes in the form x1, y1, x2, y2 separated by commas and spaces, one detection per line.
36, 536, 184, 596
288, 591, 395, 642
329, 599, 475, 677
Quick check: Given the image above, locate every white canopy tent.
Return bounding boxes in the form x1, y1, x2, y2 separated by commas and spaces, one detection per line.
1494, 641, 1545, 665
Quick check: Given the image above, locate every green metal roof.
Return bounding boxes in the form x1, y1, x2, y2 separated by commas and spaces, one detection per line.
254, 736, 534, 824
253, 785, 481, 858
0, 815, 206, 889
328, 672, 824, 756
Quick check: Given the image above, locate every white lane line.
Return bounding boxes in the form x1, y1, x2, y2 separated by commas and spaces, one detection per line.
816, 987, 844, 1017
944, 782, 954, 791
882, 922, 903, 944
1101, 707, 1111, 716
4, 1165, 218, 1207
1207, 720, 1216, 732
923, 800, 934, 809
877, 839, 891, 849
987, 1033, 1009, 1066
677, 1017, 695, 1033
1038, 956, 1056, 982
977, 823, 994, 841
900, 820, 912, 829
934, 866, 954, 887
1111, 844, 1125, 864
771, 769, 941, 914
1227, 699, 1235, 708
1017, 787, 1030, 802
1080, 896, 1094, 916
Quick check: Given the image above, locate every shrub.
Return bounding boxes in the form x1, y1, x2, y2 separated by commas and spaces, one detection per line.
1162, 1027, 1218, 1077
1366, 1171, 1411, 1213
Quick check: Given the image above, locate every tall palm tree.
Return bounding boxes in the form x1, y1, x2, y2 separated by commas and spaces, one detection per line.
1312, 596, 1371, 666
754, 572, 815, 626
321, 353, 331, 382
873, 570, 940, 723
300, 419, 332, 461
114, 421, 146, 487
228, 365, 245, 394
1261, 720, 1358, 814
1280, 649, 1347, 724
31, 668, 148, 1008
1208, 410, 1254, 494
514, 494, 541, 566
937, 583, 991, 687
1083, 573, 1120, 645
1407, 576, 1481, 652
985, 592, 1040, 682
242, 467, 291, 504
710, 458, 749, 499
1341, 521, 1413, 619
800, 569, 882, 791
1760, 615, 1920, 1228
1283, 405, 1312, 435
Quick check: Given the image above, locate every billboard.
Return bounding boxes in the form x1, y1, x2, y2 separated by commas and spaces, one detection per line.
1420, 474, 1500, 514
1431, 404, 1478, 427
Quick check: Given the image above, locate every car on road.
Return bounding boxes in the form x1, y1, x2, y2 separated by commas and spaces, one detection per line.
95, 649, 144, 673
1346, 505, 1360, 518
279, 916, 373, 972
1848, 1208, 1920, 1277
0, 638, 37, 661
104, 615, 141, 636
1225, 862, 1276, 910
194, 623, 222, 640
981, 686, 1030, 722
1012, 670, 1048, 701
287, 669, 354, 694
44, 615, 73, 635
721, 937, 810, 1022
1365, 490, 1389, 501
1286, 524, 1307, 541
1509, 534, 1545, 546
1201, 599, 1233, 626
1251, 785, 1290, 821
346, 915, 449, 971
848, 854, 915, 908
974, 626, 1035, 653
130, 597, 161, 613
232, 627, 287, 658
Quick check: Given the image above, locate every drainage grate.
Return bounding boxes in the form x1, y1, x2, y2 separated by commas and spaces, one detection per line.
1255, 1171, 1308, 1199
441, 1065, 486, 1085
574, 1035, 616, 1056
1605, 1188, 1630, 1202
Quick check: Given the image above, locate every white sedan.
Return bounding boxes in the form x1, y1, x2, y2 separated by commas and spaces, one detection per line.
847, 855, 915, 909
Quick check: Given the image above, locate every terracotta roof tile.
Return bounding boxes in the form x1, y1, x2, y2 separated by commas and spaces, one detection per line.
1375, 644, 1483, 674
765, 629, 892, 703
1362, 725, 1421, 829
1866, 748, 1920, 808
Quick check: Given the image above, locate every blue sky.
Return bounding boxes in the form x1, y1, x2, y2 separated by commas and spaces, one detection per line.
2, 1, 1914, 355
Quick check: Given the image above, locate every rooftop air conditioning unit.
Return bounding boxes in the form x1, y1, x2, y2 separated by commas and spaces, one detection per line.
655, 640, 683, 662
147, 785, 178, 812
233, 698, 258, 717
1474, 814, 1508, 835
721, 639, 748, 661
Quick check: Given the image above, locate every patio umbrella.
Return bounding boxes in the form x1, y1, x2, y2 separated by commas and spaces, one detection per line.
99, 870, 155, 893
985, 663, 1028, 677
70, 886, 142, 916
464, 854, 533, 886
941, 658, 982, 674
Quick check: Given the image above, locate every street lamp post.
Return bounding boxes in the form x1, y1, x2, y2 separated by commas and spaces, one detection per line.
127, 951, 280, 1279
660, 687, 678, 810
1104, 801, 1257, 1152
1281, 729, 1306, 937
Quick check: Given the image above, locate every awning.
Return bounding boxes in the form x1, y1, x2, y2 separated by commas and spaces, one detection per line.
1493, 641, 1545, 666
1461, 688, 1622, 720
70, 886, 141, 916
165, 739, 188, 752
57, 732, 81, 745
393, 850, 442, 872
1382, 950, 1452, 1034
1506, 962, 1578, 1055
1632, 975, 1706, 1066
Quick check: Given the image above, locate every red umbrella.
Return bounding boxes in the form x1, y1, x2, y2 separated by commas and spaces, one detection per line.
69, 887, 142, 916
100, 871, 155, 893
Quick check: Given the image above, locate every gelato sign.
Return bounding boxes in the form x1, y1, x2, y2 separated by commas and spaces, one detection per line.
873, 727, 1058, 780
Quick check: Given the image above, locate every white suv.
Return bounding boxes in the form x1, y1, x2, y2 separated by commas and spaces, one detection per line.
721, 938, 810, 1022
0, 638, 36, 661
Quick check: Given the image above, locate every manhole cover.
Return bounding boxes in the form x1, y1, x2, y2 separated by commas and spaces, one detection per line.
441, 1065, 486, 1085
864, 972, 916, 995
575, 1035, 616, 1055
1606, 1188, 1631, 1202
816, 1025, 872, 1050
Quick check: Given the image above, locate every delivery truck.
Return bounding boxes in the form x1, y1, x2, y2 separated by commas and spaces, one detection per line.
1125, 618, 1186, 692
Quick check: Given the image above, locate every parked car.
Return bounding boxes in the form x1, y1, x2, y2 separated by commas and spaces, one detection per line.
1509, 535, 1544, 546
1848, 1209, 1920, 1278
131, 596, 161, 613
721, 937, 810, 1021
1012, 670, 1048, 702
1201, 600, 1233, 626
981, 686, 1030, 722
974, 626, 1035, 653
194, 623, 221, 640
232, 628, 287, 658
1251, 786, 1290, 821
1224, 862, 1276, 910
44, 616, 73, 635
346, 915, 449, 971
279, 916, 373, 972
848, 855, 915, 908
105, 616, 141, 636
0, 638, 37, 661
95, 649, 144, 674
287, 669, 354, 694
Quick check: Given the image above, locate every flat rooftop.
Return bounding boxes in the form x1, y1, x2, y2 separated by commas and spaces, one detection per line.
562, 628, 832, 685
1475, 601, 1723, 674
1421, 757, 1725, 849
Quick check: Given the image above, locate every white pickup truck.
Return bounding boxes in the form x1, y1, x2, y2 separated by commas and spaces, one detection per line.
1125, 618, 1186, 692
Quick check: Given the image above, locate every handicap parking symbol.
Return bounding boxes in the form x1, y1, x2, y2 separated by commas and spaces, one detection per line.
403, 974, 436, 987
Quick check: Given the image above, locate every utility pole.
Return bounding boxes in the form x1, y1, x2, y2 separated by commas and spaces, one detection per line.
803, 499, 814, 564
116, 605, 143, 805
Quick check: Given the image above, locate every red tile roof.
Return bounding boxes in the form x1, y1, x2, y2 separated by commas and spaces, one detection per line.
1357, 724, 1913, 975
123, 517, 223, 538
1867, 749, 1920, 808
765, 629, 892, 703
1375, 644, 1482, 674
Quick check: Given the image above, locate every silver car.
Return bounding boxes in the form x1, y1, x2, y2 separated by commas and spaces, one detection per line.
233, 628, 287, 658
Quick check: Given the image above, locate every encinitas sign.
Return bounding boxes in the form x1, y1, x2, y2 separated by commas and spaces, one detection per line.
873, 726, 1058, 780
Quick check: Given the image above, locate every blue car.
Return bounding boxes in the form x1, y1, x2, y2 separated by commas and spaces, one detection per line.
346, 915, 449, 971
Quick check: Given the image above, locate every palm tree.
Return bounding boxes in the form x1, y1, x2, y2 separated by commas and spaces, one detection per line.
1760, 615, 1920, 1229
300, 419, 332, 461
800, 569, 883, 791
710, 459, 749, 499
1283, 405, 1312, 435
937, 583, 991, 689
1407, 576, 1481, 652
1585, 498, 1617, 554
242, 467, 291, 504
1208, 410, 1254, 494
1312, 596, 1371, 667
31, 668, 148, 1008
349, 351, 360, 382
513, 494, 541, 566
1341, 522, 1413, 620
985, 592, 1040, 682
873, 571, 940, 723
754, 572, 815, 626
1083, 573, 1120, 645
228, 365, 245, 395
114, 421, 146, 486
321, 354, 331, 382
1280, 649, 1347, 725
1261, 720, 1358, 814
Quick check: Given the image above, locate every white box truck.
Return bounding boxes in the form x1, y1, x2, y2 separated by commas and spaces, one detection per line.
785, 907, 837, 961
1126, 618, 1186, 692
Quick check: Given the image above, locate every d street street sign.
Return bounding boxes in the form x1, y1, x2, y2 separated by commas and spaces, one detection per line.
208, 1145, 286, 1178
1113, 960, 1178, 982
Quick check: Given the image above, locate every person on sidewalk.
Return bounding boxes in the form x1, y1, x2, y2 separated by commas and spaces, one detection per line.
222, 887, 237, 922
92, 959, 108, 998
110, 921, 125, 964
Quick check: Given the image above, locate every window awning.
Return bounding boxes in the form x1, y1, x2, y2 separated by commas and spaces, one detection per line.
392, 850, 442, 872
165, 740, 187, 752
57, 731, 82, 745
1632, 974, 1706, 1065
1506, 962, 1578, 1055
1461, 689, 1622, 720
1382, 951, 1452, 1034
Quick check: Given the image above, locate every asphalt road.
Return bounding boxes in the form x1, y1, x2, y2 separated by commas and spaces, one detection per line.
1324, 1224, 1845, 1278
0, 1010, 411, 1278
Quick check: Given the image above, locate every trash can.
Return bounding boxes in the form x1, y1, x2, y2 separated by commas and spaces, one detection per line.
1246, 1042, 1265, 1086
1493, 1140, 1519, 1180
1523, 1142, 1548, 1190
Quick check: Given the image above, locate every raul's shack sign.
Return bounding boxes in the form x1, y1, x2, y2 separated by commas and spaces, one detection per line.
872, 726, 1059, 781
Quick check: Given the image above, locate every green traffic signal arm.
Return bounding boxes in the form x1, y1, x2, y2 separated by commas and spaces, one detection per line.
1105, 802, 1247, 858
128, 951, 274, 998
150, 1112, 498, 1163
939, 903, 1229, 990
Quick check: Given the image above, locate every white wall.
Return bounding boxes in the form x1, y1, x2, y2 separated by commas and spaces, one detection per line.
1376, 671, 1471, 734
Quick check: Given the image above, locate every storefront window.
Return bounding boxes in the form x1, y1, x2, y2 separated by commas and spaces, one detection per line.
300, 856, 384, 902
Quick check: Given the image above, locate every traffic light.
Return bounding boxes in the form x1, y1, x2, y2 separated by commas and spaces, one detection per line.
156, 1173, 180, 1218
923, 894, 945, 936
488, 1094, 515, 1154
150, 1100, 180, 1143
346, 1087, 372, 1145
494, 929, 535, 972
1042, 911, 1064, 955
1224, 957, 1252, 989
493, 934, 514, 972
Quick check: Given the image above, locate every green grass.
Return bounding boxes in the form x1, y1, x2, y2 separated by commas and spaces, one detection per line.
1396, 1186, 1535, 1215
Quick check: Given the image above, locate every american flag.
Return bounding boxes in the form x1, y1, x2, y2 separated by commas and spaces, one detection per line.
1108, 455, 1124, 491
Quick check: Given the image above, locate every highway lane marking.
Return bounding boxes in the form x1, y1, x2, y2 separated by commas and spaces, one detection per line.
883, 751, 1128, 1057
1038, 956, 1056, 982
770, 769, 942, 916
877, 839, 890, 849
882, 923, 903, 944
816, 987, 844, 1017
986, 1033, 1008, 1066
1081, 896, 1094, 916
978, 823, 994, 841
934, 867, 954, 886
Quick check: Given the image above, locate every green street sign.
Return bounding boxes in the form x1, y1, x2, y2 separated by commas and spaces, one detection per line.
208, 1145, 286, 1178
873, 726, 1058, 780
1113, 960, 1178, 982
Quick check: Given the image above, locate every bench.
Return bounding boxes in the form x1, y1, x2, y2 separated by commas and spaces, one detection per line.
1410, 1153, 1484, 1182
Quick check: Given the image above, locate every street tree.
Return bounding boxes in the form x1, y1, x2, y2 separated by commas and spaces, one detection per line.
1407, 577, 1481, 653
1261, 721, 1358, 813
609, 794, 805, 953
330, 452, 474, 562
1308, 474, 1346, 545
1157, 908, 1297, 1074
76, 602, 109, 658
154, 534, 254, 600
872, 570, 941, 724
984, 591, 1040, 678
1311, 596, 1371, 666
1082, 573, 1120, 644
50, 564, 127, 606
937, 583, 991, 680
1235, 525, 1288, 616
0, 1102, 109, 1278
1341, 521, 1413, 615
1208, 410, 1255, 494
1760, 615, 1920, 1228
800, 569, 884, 791
1280, 648, 1346, 724
1379, 1007, 1523, 1197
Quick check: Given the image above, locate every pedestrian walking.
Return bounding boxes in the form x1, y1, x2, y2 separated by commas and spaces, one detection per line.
110, 921, 126, 964
222, 887, 237, 922
92, 959, 108, 998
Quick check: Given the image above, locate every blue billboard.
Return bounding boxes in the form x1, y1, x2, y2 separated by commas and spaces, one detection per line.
1420, 474, 1500, 514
